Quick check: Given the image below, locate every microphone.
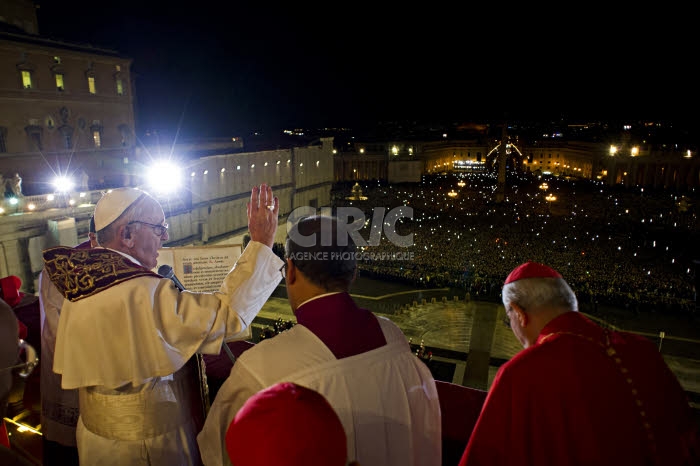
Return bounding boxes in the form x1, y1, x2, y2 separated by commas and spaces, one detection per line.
158, 264, 186, 292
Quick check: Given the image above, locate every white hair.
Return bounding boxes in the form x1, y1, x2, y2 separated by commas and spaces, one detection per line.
502, 277, 578, 313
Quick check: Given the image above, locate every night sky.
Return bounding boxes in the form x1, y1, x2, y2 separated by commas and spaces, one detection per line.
33, 2, 698, 139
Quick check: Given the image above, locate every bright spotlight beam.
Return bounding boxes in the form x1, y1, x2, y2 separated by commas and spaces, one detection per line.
52, 176, 74, 193
146, 160, 182, 195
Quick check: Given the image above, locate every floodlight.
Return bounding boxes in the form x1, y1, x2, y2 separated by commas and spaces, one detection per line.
52, 176, 74, 193
145, 160, 182, 195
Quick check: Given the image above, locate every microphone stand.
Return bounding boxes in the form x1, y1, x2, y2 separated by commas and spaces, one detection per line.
222, 340, 236, 364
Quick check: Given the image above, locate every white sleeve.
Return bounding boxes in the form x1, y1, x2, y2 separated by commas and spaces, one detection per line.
197, 358, 264, 466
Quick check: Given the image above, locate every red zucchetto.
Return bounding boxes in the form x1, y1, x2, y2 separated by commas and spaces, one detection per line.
225, 382, 348, 466
504, 261, 562, 285
0, 275, 23, 307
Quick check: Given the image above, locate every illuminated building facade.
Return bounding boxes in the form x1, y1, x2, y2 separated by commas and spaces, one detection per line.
0, 0, 137, 195
334, 125, 700, 191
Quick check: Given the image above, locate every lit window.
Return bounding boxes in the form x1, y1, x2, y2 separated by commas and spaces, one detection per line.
53, 56, 61, 64
116, 79, 123, 95
92, 130, 101, 147
115, 65, 121, 72
88, 76, 96, 94
21, 70, 32, 89
55, 73, 64, 91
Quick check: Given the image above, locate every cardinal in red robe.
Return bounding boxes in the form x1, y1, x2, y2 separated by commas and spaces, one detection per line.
460, 261, 699, 466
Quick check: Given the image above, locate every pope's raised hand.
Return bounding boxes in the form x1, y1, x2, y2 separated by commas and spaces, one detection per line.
247, 183, 279, 248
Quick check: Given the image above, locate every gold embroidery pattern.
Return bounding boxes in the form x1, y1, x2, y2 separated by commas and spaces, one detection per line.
43, 246, 161, 302
540, 330, 659, 465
